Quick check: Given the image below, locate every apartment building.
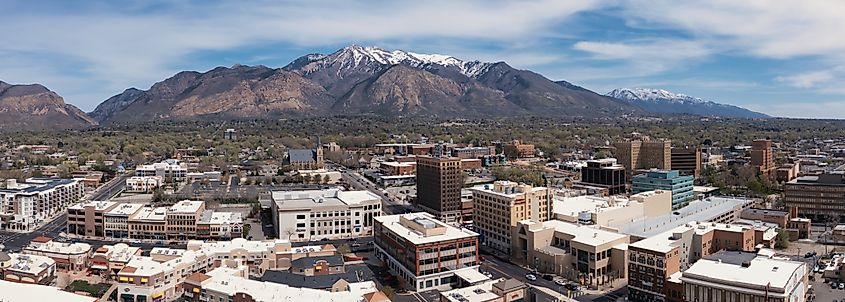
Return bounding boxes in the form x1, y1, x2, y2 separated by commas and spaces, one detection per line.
90, 243, 142, 278
66, 200, 118, 238
196, 211, 243, 240
22, 237, 91, 271
166, 200, 205, 240
416, 156, 463, 224
670, 147, 701, 179
632, 170, 694, 209
614, 139, 671, 179
469, 181, 551, 256
1, 253, 56, 285
513, 220, 629, 288
751, 139, 775, 177
105, 203, 145, 239
374, 212, 480, 291
784, 173, 845, 221
504, 140, 535, 158
271, 189, 382, 241
0, 178, 85, 232
128, 207, 168, 240
681, 251, 808, 302
579, 159, 627, 195
627, 221, 758, 302
125, 176, 164, 192
135, 159, 187, 182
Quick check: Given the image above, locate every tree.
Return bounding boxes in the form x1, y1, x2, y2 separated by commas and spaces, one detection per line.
302, 174, 313, 184
323, 174, 331, 184
381, 286, 396, 299
242, 224, 251, 238
775, 229, 790, 249
337, 244, 351, 254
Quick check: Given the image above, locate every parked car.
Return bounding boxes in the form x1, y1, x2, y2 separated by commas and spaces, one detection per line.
542, 274, 554, 281
525, 274, 537, 281
554, 279, 567, 286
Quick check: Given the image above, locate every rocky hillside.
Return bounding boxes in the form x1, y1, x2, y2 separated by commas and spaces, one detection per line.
0, 81, 97, 130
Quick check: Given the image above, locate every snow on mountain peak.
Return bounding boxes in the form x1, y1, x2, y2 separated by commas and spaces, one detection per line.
311, 45, 491, 78
607, 88, 706, 104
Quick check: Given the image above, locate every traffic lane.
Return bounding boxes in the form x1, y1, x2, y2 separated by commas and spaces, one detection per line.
481, 256, 559, 289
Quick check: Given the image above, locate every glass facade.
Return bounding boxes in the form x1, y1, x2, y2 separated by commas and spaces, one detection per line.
632, 170, 694, 208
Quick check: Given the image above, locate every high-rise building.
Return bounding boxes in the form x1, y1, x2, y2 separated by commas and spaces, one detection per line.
670, 147, 701, 179
614, 139, 671, 179
784, 173, 845, 221
579, 159, 627, 195
468, 181, 551, 256
632, 170, 695, 209
751, 139, 775, 177
415, 156, 463, 224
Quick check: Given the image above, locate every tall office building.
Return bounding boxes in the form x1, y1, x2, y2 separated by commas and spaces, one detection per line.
751, 139, 775, 177
632, 170, 695, 209
614, 139, 671, 179
579, 159, 627, 195
468, 181, 551, 256
670, 147, 701, 179
415, 156, 463, 224
784, 173, 845, 221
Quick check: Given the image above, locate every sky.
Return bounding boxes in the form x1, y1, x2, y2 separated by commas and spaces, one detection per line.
2, 0, 845, 118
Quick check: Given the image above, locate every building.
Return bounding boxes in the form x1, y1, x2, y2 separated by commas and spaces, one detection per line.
784, 173, 845, 221
22, 237, 91, 271
751, 139, 775, 177
0, 178, 85, 232
224, 128, 237, 140
271, 189, 382, 241
66, 200, 118, 238
89, 243, 142, 277
127, 207, 168, 240
579, 159, 626, 195
166, 200, 205, 240
632, 170, 694, 209
104, 203, 145, 239
504, 140, 536, 158
617, 197, 754, 241
553, 190, 671, 227
1, 253, 56, 284
440, 278, 527, 302
460, 189, 474, 227
379, 161, 416, 176
627, 221, 759, 302
452, 146, 496, 159
670, 147, 701, 179
416, 156, 463, 224
740, 208, 790, 227
296, 169, 342, 184
460, 158, 482, 170
0, 279, 98, 302
196, 211, 243, 240
614, 139, 672, 179
681, 251, 808, 302
374, 212, 480, 291
135, 159, 187, 182
513, 220, 629, 288
125, 176, 164, 192
284, 147, 325, 170
469, 181, 551, 256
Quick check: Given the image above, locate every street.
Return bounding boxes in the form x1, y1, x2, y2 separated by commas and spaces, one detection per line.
335, 165, 415, 215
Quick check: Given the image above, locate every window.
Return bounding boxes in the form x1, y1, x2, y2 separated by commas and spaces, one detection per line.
296, 214, 306, 219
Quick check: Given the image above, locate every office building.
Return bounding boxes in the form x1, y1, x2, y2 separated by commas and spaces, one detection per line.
751, 139, 775, 177
681, 252, 808, 302
379, 161, 416, 176
135, 159, 187, 182
579, 159, 626, 195
125, 176, 164, 193
452, 146, 496, 159
469, 181, 551, 256
22, 236, 91, 271
617, 197, 754, 241
196, 211, 243, 240
670, 147, 701, 179
513, 220, 629, 288
614, 139, 671, 179
127, 207, 168, 240
416, 156, 463, 224
66, 200, 118, 238
104, 203, 145, 239
504, 140, 535, 158
784, 173, 845, 221
373, 212, 480, 291
165, 200, 205, 240
553, 190, 671, 227
632, 170, 694, 209
776, 162, 800, 183
271, 189, 382, 241
0, 178, 85, 232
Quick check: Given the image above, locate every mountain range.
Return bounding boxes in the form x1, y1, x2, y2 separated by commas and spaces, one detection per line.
606, 88, 768, 118
1, 45, 770, 130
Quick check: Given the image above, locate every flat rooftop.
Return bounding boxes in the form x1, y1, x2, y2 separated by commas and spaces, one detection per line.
0, 280, 97, 302
106, 203, 145, 216
536, 220, 628, 247
25, 241, 91, 255
441, 279, 503, 302
6, 253, 55, 275
468, 181, 547, 198
130, 207, 168, 221
169, 200, 204, 213
187, 238, 292, 255
272, 189, 380, 210
0, 178, 77, 194
552, 195, 635, 216
198, 211, 243, 225
202, 267, 377, 301
682, 252, 805, 293
618, 196, 753, 238
629, 222, 714, 253
374, 212, 478, 245
68, 201, 116, 211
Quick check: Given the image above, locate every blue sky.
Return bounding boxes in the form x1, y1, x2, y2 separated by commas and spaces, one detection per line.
2, 0, 845, 118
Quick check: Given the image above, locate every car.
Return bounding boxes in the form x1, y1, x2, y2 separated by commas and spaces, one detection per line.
840, 283, 844, 290
554, 279, 567, 286
542, 274, 554, 281
482, 271, 493, 278
565, 283, 579, 291
525, 274, 537, 281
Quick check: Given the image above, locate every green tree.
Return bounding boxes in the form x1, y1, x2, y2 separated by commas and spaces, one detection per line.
337, 244, 351, 254
775, 229, 790, 249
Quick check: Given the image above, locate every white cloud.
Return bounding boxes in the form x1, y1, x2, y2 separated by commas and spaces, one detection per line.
570, 39, 711, 77
744, 101, 845, 119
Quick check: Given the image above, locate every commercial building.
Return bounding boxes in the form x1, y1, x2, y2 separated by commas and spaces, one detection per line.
135, 159, 187, 182
751, 139, 775, 177
617, 197, 754, 240
0, 178, 85, 232
513, 220, 629, 288
579, 159, 627, 195
776, 162, 800, 183
416, 156, 463, 224
440, 278, 527, 302
614, 139, 671, 179
165, 200, 205, 240
632, 170, 694, 209
504, 140, 535, 158
0, 279, 97, 302
66, 200, 118, 238
374, 212, 480, 291
452, 146, 496, 159
196, 211, 243, 240
104, 203, 145, 239
284, 147, 325, 170
127, 207, 168, 240
681, 251, 808, 302
125, 176, 164, 192
670, 147, 701, 179
784, 173, 845, 221
553, 190, 671, 227
469, 181, 551, 256
271, 189, 382, 241
90, 243, 142, 277
379, 161, 416, 176
22, 237, 91, 271
0, 253, 56, 284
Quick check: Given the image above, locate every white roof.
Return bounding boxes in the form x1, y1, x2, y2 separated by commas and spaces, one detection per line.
380, 161, 415, 167
552, 195, 634, 216
199, 211, 243, 225
0, 280, 97, 302
187, 238, 292, 255
96, 244, 140, 263
6, 253, 55, 275
618, 197, 753, 238
169, 200, 204, 213
468, 181, 547, 198
272, 189, 380, 210
106, 203, 145, 216
68, 201, 116, 211
441, 279, 502, 302
25, 241, 91, 255
536, 220, 628, 247
453, 267, 491, 284
681, 256, 805, 293
202, 267, 375, 301
131, 207, 168, 221
374, 212, 479, 245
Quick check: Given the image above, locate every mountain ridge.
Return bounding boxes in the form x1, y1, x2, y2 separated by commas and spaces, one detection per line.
0, 80, 97, 130
607, 88, 769, 118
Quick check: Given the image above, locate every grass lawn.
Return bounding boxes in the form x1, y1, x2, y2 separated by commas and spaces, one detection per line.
65, 280, 111, 297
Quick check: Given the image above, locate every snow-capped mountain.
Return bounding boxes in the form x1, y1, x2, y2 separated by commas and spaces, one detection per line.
607, 88, 769, 118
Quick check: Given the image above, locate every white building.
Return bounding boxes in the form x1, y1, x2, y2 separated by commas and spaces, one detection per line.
0, 178, 85, 232
22, 238, 91, 271
681, 251, 808, 302
135, 159, 187, 182
197, 211, 243, 240
104, 203, 145, 239
125, 176, 164, 192
271, 189, 382, 241
0, 280, 97, 302
2, 253, 57, 284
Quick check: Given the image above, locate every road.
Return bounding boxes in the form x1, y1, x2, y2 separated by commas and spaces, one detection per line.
336, 166, 414, 215
91, 174, 128, 201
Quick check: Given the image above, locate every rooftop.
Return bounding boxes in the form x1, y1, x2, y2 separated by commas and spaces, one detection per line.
534, 220, 628, 247
261, 264, 376, 289
681, 252, 806, 294
68, 201, 116, 211
25, 240, 91, 255
0, 280, 97, 302
0, 178, 78, 194
209, 267, 377, 301
617, 196, 753, 239
290, 255, 345, 270
629, 222, 715, 253
106, 203, 145, 216
6, 253, 55, 275
169, 200, 204, 213
272, 189, 380, 210
198, 211, 243, 225
441, 279, 504, 302
374, 212, 479, 245
130, 207, 168, 222
186, 238, 292, 255
468, 181, 547, 198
